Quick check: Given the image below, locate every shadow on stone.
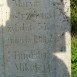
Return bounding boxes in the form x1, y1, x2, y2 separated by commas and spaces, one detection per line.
0, 0, 71, 77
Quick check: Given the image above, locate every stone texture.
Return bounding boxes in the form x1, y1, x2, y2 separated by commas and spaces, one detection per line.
0, 0, 71, 77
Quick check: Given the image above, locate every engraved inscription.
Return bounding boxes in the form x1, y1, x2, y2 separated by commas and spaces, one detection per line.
0, 0, 70, 77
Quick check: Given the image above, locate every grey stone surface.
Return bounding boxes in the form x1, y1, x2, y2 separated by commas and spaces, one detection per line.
0, 0, 71, 77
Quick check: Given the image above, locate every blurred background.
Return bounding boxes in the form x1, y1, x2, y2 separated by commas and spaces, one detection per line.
71, 0, 77, 77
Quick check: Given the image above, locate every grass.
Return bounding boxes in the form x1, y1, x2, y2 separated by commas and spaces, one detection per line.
71, 37, 77, 77
71, 0, 77, 76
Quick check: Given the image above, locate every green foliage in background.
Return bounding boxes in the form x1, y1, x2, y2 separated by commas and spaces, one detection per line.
71, 38, 77, 77
71, 0, 77, 36
71, 0, 77, 77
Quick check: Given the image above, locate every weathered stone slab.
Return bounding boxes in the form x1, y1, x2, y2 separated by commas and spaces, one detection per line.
0, 0, 71, 77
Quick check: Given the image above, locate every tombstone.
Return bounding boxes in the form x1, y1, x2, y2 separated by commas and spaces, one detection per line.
0, 0, 71, 77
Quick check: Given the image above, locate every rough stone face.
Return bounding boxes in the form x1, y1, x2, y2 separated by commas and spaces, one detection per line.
0, 0, 71, 77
